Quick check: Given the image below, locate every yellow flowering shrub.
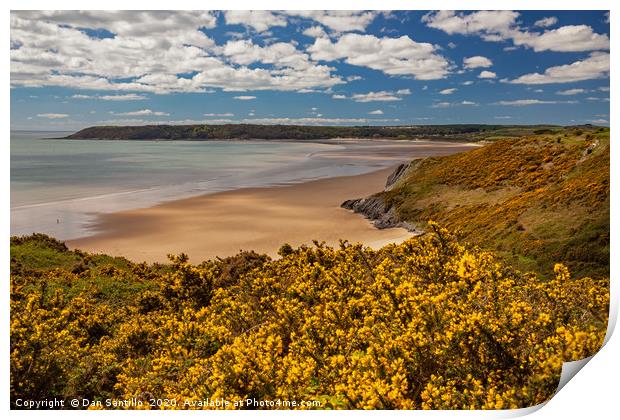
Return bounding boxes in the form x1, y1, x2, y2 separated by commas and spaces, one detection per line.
10, 224, 608, 409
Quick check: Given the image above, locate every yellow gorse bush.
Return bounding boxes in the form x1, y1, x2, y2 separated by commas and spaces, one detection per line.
11, 224, 608, 409
381, 130, 610, 279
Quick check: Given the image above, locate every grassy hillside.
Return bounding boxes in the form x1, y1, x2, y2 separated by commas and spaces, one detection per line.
369, 126, 609, 279
10, 228, 608, 409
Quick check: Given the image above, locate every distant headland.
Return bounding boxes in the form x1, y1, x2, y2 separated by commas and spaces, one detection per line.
62, 123, 591, 141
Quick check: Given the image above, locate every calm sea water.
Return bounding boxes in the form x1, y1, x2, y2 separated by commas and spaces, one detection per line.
11, 131, 415, 240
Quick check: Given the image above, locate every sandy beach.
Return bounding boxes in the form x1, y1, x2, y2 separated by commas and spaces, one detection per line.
63, 140, 480, 264
67, 167, 413, 263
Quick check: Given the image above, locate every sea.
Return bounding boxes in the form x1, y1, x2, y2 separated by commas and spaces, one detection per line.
11, 131, 433, 240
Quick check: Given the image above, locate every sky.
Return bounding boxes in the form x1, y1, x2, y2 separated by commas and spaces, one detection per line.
9, 10, 610, 130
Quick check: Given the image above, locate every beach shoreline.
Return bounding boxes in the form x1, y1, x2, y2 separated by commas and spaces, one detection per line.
63, 140, 481, 264
11, 135, 478, 240
67, 166, 414, 263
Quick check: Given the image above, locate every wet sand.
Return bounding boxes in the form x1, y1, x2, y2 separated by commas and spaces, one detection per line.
68, 167, 413, 263
67, 141, 479, 263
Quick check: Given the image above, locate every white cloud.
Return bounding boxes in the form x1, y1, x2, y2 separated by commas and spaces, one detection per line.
218, 39, 313, 70
72, 93, 147, 101
598, 86, 610, 92
590, 119, 608, 124
114, 109, 170, 116
239, 117, 399, 125
99, 94, 147, 101
37, 113, 69, 119
342, 89, 411, 103
308, 33, 449, 80
10, 11, 343, 94
350, 90, 408, 103
422, 11, 609, 53
462, 81, 474, 86
423, 10, 518, 36
286, 11, 378, 32
440, 88, 457, 95
507, 53, 609, 84
431, 101, 477, 108
512, 25, 610, 52
494, 116, 513, 119
194, 62, 342, 92
120, 115, 398, 126
204, 113, 234, 117
368, 109, 384, 115
233, 95, 256, 100
21, 11, 217, 37
224, 11, 287, 33
463, 55, 493, 69
302, 26, 327, 38
478, 71, 497, 79
556, 88, 586, 95
202, 119, 238, 124
11, 11, 217, 88
495, 99, 577, 106
97, 118, 210, 126
534, 17, 558, 28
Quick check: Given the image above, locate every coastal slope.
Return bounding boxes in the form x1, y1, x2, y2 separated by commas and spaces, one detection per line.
343, 126, 610, 278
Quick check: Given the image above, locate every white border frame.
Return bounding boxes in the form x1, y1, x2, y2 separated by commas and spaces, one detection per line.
3, 1, 616, 418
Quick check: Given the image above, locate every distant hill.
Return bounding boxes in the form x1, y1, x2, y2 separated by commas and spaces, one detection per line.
63, 123, 574, 141
343, 125, 610, 278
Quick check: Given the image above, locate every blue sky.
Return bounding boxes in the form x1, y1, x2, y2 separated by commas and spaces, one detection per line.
10, 10, 610, 130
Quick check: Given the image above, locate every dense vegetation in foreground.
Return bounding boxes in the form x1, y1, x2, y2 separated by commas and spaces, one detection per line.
12, 126, 610, 409
11, 225, 608, 409
345, 126, 609, 279
64, 123, 569, 141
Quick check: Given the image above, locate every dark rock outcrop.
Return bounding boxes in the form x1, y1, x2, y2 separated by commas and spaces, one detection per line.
342, 196, 395, 229
385, 162, 411, 190
341, 162, 423, 232
342, 162, 425, 233
341, 195, 418, 233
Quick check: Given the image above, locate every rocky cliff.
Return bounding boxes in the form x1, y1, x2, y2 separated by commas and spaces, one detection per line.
341, 162, 421, 232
